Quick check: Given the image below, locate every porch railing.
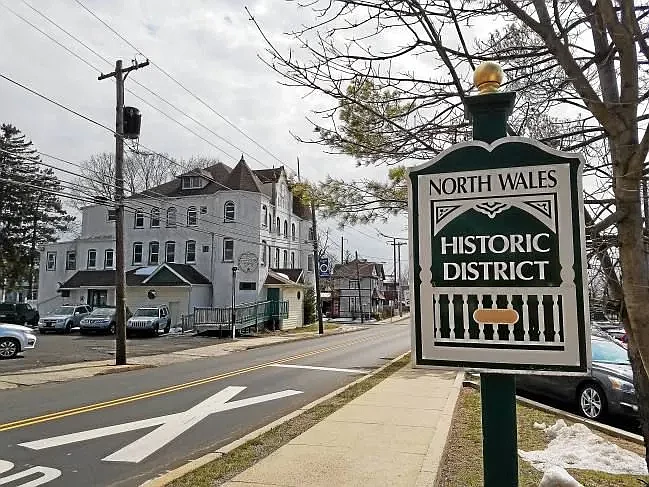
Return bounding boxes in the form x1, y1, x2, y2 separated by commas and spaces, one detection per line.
193, 300, 289, 333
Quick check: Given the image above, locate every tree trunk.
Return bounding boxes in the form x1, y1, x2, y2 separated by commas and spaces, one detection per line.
27, 214, 38, 299
626, 334, 649, 468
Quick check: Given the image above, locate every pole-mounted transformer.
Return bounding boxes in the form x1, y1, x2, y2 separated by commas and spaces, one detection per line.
123, 106, 141, 139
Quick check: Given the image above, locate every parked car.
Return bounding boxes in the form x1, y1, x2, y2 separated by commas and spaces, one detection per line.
38, 304, 92, 334
0, 302, 39, 327
517, 334, 637, 421
79, 307, 131, 335
127, 305, 171, 336
0, 323, 37, 359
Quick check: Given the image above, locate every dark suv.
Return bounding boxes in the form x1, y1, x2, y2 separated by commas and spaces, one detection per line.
0, 302, 39, 327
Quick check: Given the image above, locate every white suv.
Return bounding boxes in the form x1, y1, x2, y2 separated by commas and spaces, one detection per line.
126, 305, 171, 336
0, 324, 37, 359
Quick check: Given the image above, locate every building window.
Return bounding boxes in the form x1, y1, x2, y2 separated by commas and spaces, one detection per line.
283, 250, 288, 268
182, 176, 203, 189
224, 201, 235, 222
133, 242, 143, 265
307, 254, 314, 271
349, 279, 359, 288
200, 206, 208, 214
87, 249, 97, 269
150, 208, 160, 227
149, 242, 159, 265
46, 251, 57, 271
202, 245, 210, 253
187, 207, 198, 226
107, 209, 116, 222
291, 223, 296, 241
291, 252, 295, 269
166, 207, 177, 227
275, 248, 280, 267
261, 240, 267, 266
134, 209, 144, 228
61, 290, 70, 298
262, 205, 268, 227
283, 220, 288, 238
239, 282, 256, 291
186, 240, 196, 263
165, 241, 176, 263
308, 227, 315, 241
104, 249, 115, 268
276, 217, 281, 235
65, 251, 76, 270
223, 238, 234, 262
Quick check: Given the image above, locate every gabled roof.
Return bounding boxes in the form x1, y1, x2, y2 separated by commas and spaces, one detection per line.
265, 269, 305, 286
254, 167, 284, 183
127, 162, 233, 199
333, 260, 384, 279
270, 268, 304, 284
225, 156, 263, 193
59, 264, 210, 289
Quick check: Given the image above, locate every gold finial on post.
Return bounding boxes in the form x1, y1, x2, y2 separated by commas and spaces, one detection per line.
473, 61, 504, 94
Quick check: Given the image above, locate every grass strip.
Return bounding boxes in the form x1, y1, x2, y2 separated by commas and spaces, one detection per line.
168, 353, 411, 487
437, 387, 648, 487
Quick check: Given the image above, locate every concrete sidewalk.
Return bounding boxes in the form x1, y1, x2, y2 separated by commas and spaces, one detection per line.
223, 365, 463, 487
0, 325, 367, 389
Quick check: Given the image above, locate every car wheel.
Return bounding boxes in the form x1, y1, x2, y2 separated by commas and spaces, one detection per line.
64, 321, 72, 334
578, 383, 607, 420
164, 322, 170, 334
0, 338, 19, 359
108, 323, 116, 335
151, 323, 160, 337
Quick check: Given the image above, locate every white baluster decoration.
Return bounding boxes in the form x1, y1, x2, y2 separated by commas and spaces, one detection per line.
552, 294, 561, 342
448, 295, 455, 340
537, 294, 546, 343
434, 294, 441, 339
507, 294, 514, 341
522, 294, 530, 342
462, 294, 469, 340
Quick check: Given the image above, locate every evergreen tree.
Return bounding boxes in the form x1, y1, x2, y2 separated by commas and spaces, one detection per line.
0, 124, 74, 295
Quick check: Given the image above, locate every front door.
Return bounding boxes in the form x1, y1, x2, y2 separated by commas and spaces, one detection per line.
88, 289, 108, 308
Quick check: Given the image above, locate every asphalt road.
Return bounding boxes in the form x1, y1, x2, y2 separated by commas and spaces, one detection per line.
0, 320, 410, 487
0, 331, 233, 373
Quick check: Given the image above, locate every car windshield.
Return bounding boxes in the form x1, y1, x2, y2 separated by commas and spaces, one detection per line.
90, 308, 114, 317
0, 304, 15, 311
592, 339, 629, 365
51, 306, 75, 315
134, 308, 158, 317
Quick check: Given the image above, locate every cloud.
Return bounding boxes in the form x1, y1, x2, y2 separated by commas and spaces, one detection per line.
0, 0, 405, 262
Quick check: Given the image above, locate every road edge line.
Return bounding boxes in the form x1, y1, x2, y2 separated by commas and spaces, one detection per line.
140, 350, 411, 487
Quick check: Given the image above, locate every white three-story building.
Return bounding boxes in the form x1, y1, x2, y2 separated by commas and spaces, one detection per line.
39, 157, 315, 325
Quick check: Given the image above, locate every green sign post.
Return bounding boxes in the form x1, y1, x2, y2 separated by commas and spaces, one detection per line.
408, 62, 590, 486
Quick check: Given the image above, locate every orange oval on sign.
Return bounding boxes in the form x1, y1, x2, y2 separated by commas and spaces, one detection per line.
473, 308, 519, 325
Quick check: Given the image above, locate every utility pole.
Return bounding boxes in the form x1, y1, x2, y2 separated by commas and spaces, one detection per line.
397, 242, 405, 317
311, 199, 324, 334
99, 58, 149, 366
355, 251, 364, 324
231, 266, 238, 339
341, 235, 344, 266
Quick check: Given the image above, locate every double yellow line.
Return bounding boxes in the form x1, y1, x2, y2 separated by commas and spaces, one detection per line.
0, 332, 388, 432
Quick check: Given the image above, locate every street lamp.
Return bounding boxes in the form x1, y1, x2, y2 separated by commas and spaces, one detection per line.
231, 266, 238, 339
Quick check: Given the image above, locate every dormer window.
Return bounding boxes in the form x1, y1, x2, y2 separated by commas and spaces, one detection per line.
182, 176, 203, 189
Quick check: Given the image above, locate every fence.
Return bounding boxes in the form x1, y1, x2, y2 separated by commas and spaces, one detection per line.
431, 287, 565, 349
193, 300, 289, 333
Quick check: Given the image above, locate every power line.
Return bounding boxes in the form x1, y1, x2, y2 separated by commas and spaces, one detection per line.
70, 0, 295, 173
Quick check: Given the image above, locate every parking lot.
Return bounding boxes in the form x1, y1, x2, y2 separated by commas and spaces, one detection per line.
0, 329, 230, 374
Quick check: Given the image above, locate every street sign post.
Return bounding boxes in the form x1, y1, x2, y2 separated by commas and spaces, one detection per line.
408, 62, 590, 486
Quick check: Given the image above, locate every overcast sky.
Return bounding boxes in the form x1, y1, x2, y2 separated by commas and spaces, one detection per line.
0, 0, 408, 273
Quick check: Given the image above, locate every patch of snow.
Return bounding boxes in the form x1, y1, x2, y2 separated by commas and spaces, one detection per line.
135, 266, 157, 276
538, 466, 582, 487
534, 422, 547, 430
520, 420, 648, 476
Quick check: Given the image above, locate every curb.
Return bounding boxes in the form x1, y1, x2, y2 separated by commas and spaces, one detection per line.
140, 350, 411, 487
463, 380, 643, 445
417, 370, 465, 487
240, 324, 369, 351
